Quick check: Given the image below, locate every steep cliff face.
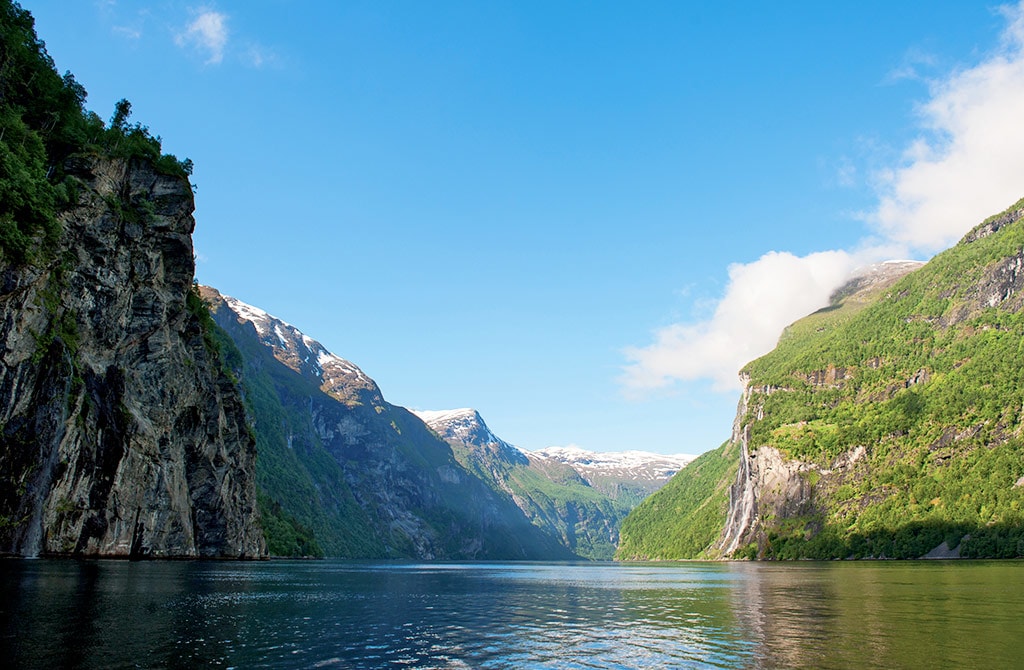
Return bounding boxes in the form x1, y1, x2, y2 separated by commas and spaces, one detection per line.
618, 261, 929, 560
716, 262, 928, 556
203, 289, 571, 560
715, 200, 1024, 559
0, 156, 264, 558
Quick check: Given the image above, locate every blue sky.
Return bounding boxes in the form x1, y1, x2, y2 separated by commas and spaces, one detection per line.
24, 1, 1024, 454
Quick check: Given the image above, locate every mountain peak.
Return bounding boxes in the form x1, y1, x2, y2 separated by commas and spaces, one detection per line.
828, 260, 925, 306
413, 408, 482, 425
412, 408, 524, 462
201, 287, 381, 406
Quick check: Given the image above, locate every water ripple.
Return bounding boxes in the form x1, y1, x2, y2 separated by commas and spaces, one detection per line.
2, 560, 1023, 668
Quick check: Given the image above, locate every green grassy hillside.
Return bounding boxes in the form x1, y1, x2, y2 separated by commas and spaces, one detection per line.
619, 198, 1024, 560
451, 442, 627, 559
615, 440, 738, 560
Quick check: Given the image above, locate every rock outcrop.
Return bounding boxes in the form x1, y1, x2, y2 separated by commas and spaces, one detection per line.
0, 157, 264, 558
717, 261, 924, 556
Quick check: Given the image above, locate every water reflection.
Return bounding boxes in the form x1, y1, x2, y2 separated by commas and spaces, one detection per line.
728, 561, 1024, 669
1, 559, 1022, 668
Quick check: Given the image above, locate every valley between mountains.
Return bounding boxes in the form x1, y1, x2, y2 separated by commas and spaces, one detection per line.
206, 286, 691, 560
4, 0, 1024, 562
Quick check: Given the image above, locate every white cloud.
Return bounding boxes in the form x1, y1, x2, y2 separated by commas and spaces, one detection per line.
867, 1, 1024, 254
112, 24, 142, 40
884, 48, 939, 84
176, 9, 229, 65
623, 2, 1024, 396
622, 250, 862, 393
243, 43, 280, 69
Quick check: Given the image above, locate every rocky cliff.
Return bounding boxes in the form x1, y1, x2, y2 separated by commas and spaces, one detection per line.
0, 157, 264, 558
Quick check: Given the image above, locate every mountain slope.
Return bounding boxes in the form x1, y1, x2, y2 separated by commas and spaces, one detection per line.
415, 408, 691, 559
203, 289, 572, 560
624, 198, 1024, 560
618, 261, 924, 561
615, 440, 739, 560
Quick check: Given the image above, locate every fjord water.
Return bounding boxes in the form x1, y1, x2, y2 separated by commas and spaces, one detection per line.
1, 560, 1021, 669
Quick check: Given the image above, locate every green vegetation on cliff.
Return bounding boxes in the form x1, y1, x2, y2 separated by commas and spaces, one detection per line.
0, 1, 191, 264
203, 290, 574, 560
620, 199, 1024, 560
204, 299, 378, 558
1, 2, 266, 559
738, 200, 1024, 558
746, 200, 1024, 558
615, 440, 737, 560
450, 443, 625, 560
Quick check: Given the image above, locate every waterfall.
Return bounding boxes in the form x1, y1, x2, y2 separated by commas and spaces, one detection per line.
717, 378, 758, 556
19, 351, 75, 557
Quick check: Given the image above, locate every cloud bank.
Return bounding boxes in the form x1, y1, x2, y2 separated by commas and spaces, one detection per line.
624, 1, 1024, 394
622, 250, 860, 392
869, 2, 1024, 253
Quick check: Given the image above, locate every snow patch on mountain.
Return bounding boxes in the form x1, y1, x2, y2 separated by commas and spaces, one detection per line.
221, 293, 378, 401
414, 408, 696, 487
223, 296, 277, 336
530, 445, 696, 483
413, 408, 513, 450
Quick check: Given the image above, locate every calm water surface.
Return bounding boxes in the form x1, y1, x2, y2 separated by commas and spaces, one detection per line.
0, 558, 1021, 669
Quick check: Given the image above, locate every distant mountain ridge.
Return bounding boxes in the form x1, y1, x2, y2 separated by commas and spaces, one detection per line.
531, 446, 693, 496
414, 408, 691, 559
221, 295, 380, 405
414, 408, 528, 465
414, 408, 693, 485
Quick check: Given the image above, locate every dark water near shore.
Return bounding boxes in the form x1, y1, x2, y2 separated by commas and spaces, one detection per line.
0, 559, 1021, 669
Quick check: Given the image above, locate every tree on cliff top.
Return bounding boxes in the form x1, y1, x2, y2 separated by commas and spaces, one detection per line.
0, 0, 191, 264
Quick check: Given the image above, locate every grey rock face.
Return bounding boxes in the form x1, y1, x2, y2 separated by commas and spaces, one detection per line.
0, 157, 264, 558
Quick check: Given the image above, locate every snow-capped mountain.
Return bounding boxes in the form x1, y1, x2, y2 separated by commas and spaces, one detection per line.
415, 407, 698, 558
201, 287, 572, 560
220, 293, 380, 406
413, 408, 508, 449
415, 408, 696, 492
412, 408, 527, 465
531, 446, 694, 487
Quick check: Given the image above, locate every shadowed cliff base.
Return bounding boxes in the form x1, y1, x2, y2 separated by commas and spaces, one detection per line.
742, 518, 1024, 560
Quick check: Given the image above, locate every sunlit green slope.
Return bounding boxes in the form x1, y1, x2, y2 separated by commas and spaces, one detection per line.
622, 197, 1024, 559
615, 440, 738, 560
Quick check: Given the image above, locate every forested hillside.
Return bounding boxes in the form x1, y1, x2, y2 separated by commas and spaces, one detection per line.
620, 199, 1024, 560
615, 440, 737, 560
